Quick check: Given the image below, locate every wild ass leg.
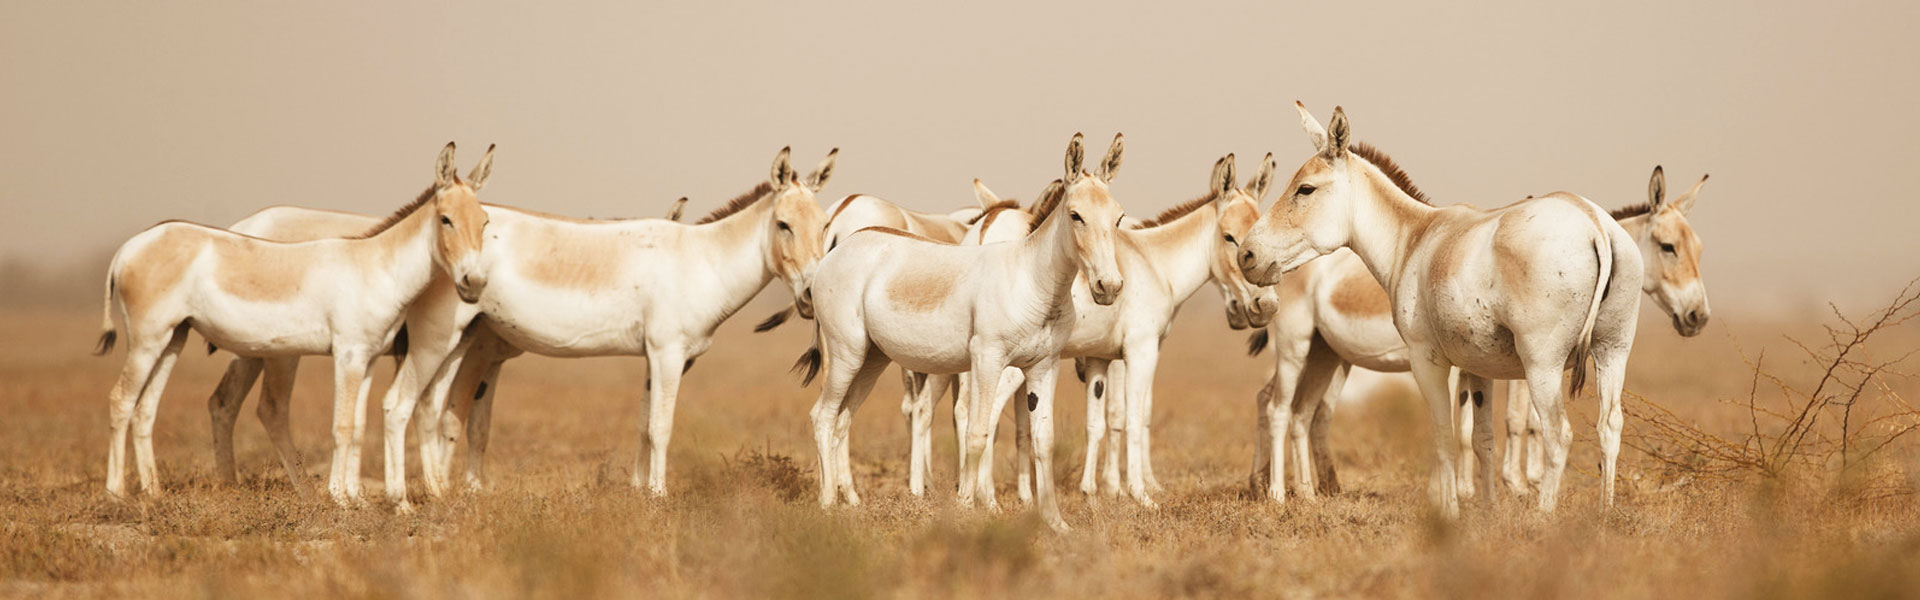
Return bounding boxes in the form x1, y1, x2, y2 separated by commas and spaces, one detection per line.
950, 373, 970, 496
256, 357, 309, 497
105, 329, 172, 498
1408, 355, 1462, 520
1287, 340, 1341, 500
1100, 360, 1127, 496
961, 358, 1020, 510
208, 357, 264, 486
904, 370, 945, 497
459, 357, 505, 491
809, 341, 868, 507
831, 350, 890, 506
1594, 342, 1632, 507
327, 345, 376, 506
1455, 372, 1497, 505
1502, 379, 1534, 496
1453, 371, 1477, 501
380, 330, 471, 508
1257, 330, 1310, 503
1521, 359, 1572, 512
1121, 343, 1161, 507
638, 343, 689, 497
131, 326, 189, 496
1078, 357, 1112, 496
1014, 381, 1034, 504
1024, 361, 1069, 532
1308, 361, 1347, 495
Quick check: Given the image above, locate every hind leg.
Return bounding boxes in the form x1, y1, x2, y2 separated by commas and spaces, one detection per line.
131, 326, 189, 496
1078, 358, 1111, 496
1287, 339, 1341, 500
208, 357, 263, 486
1455, 372, 1496, 505
1593, 342, 1633, 506
1520, 361, 1572, 512
1101, 360, 1127, 496
950, 373, 970, 496
255, 357, 308, 496
832, 349, 890, 505
808, 340, 866, 507
105, 328, 172, 498
1502, 380, 1534, 496
461, 357, 505, 491
1308, 363, 1346, 495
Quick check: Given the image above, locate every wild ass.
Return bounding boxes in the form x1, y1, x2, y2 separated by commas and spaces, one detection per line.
754, 188, 1005, 497
796, 133, 1127, 531
93, 142, 492, 502
967, 154, 1278, 507
372, 147, 838, 505
1244, 166, 1713, 501
1237, 104, 1643, 517
202, 190, 693, 492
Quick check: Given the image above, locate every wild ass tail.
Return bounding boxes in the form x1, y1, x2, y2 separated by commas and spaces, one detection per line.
1247, 329, 1270, 356
755, 306, 795, 333
93, 269, 117, 355
1567, 224, 1614, 395
791, 319, 823, 386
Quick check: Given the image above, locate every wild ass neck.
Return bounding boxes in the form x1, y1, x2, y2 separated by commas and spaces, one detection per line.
353, 204, 441, 304
688, 197, 782, 325
1129, 204, 1218, 306
1344, 159, 1438, 292
1017, 203, 1084, 316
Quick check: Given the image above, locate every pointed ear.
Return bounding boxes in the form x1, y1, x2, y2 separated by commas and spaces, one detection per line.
1248, 152, 1277, 200
465, 144, 496, 191
1647, 165, 1667, 210
805, 148, 838, 192
769, 146, 795, 188
973, 179, 1002, 208
1210, 154, 1237, 198
1064, 132, 1086, 182
1671, 173, 1709, 214
435, 142, 459, 188
1326, 106, 1351, 160
666, 197, 688, 221
1096, 133, 1125, 182
1296, 101, 1328, 153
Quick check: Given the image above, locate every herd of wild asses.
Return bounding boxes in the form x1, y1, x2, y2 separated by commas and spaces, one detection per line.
94, 103, 1712, 530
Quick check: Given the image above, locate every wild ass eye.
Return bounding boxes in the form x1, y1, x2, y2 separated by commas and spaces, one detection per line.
776, 221, 792, 233
1069, 211, 1084, 223
1660, 242, 1676, 254
439, 215, 453, 227
1296, 184, 1317, 196
1222, 234, 1237, 245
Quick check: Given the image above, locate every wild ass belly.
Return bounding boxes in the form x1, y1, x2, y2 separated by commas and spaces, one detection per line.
476, 286, 649, 357
1401, 286, 1527, 380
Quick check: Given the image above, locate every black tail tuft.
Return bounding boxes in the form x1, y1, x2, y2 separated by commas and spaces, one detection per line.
391, 326, 410, 358
1073, 357, 1088, 383
93, 331, 117, 356
1247, 330, 1270, 356
754, 308, 794, 333
792, 346, 822, 386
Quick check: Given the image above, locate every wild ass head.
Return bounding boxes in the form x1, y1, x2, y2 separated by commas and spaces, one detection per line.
1238, 103, 1368, 286
1207, 153, 1281, 329
430, 142, 494, 303
764, 147, 836, 318
1622, 166, 1712, 336
1049, 133, 1128, 305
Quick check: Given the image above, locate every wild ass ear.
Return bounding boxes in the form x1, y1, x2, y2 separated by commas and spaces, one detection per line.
1247, 153, 1277, 200
973, 179, 1002, 207
1326, 106, 1352, 160
1671, 173, 1709, 214
805, 148, 839, 193
1647, 165, 1667, 210
435, 142, 460, 188
666, 197, 688, 221
769, 146, 795, 188
1096, 133, 1125, 182
1210, 154, 1237, 198
466, 144, 496, 191
1296, 101, 1328, 153
1064, 132, 1086, 183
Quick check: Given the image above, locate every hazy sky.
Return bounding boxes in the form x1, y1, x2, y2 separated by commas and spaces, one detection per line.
3, 1, 1915, 310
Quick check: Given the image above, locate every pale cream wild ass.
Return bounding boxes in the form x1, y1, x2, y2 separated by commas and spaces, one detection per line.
796, 133, 1127, 531
202, 189, 693, 493
93, 142, 492, 503
1244, 166, 1713, 501
373, 147, 838, 506
1238, 104, 1643, 517
753, 186, 1007, 496
968, 154, 1278, 507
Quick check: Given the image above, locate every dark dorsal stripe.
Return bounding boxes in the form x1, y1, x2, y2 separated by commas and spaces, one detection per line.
853, 226, 954, 245
696, 181, 776, 224
1026, 179, 1068, 233
1608, 203, 1653, 220
354, 184, 440, 239
1132, 190, 1219, 229
1347, 141, 1431, 206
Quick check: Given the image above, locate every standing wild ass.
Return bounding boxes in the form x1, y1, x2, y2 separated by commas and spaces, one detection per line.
1237, 104, 1643, 517
796, 133, 1127, 531
93, 142, 492, 503
372, 147, 837, 506
968, 154, 1278, 507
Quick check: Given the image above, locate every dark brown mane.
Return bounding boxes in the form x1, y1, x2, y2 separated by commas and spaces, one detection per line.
353, 184, 440, 239
965, 199, 1021, 225
1348, 141, 1431, 206
1026, 179, 1068, 233
696, 181, 775, 224
853, 226, 952, 245
1608, 203, 1653, 220
1131, 191, 1218, 229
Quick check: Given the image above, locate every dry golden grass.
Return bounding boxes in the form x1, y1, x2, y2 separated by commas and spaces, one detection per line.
4, 296, 1920, 599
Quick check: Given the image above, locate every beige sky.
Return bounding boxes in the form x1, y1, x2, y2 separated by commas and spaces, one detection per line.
2, 1, 1916, 311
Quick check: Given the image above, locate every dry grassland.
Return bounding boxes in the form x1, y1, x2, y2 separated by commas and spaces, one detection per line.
3, 294, 1919, 599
